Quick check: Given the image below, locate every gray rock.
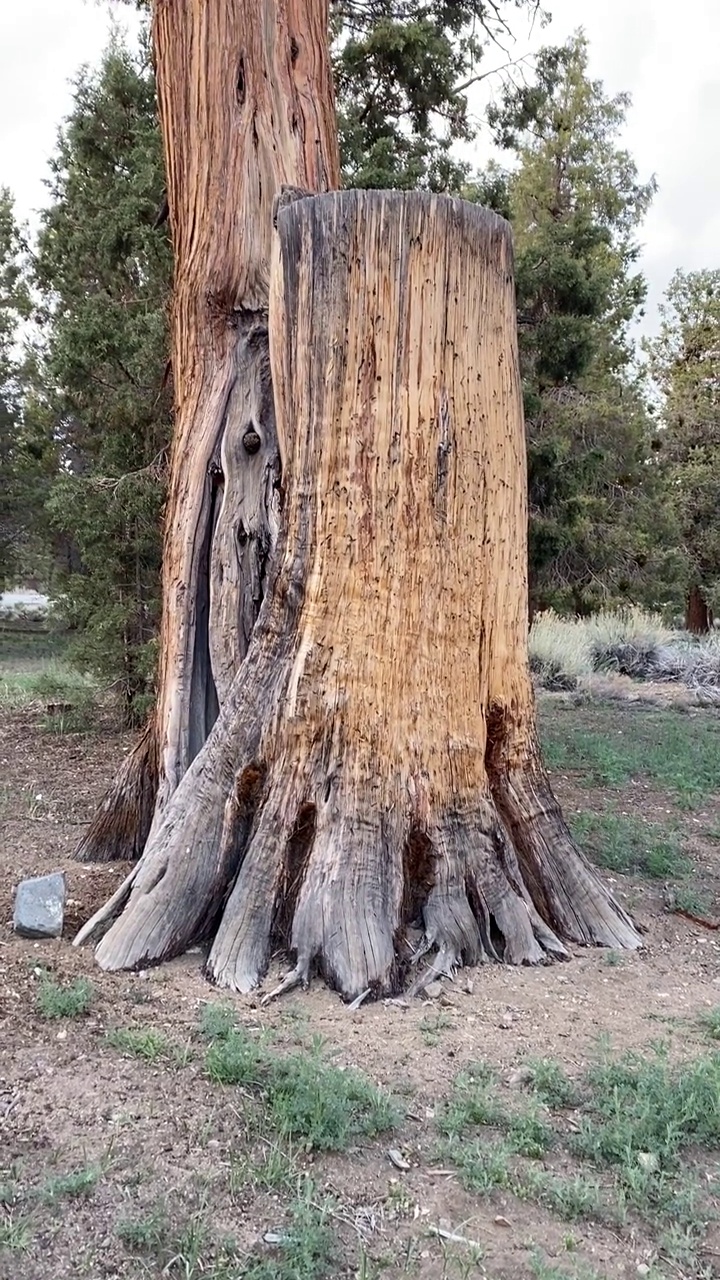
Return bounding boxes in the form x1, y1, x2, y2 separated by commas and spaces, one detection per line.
13, 872, 66, 939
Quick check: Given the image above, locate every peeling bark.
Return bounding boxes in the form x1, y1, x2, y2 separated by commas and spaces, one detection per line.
74, 0, 340, 861
76, 191, 640, 998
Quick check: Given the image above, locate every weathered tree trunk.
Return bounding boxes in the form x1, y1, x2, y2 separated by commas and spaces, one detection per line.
75, 0, 340, 861
686, 583, 713, 634
75, 191, 640, 999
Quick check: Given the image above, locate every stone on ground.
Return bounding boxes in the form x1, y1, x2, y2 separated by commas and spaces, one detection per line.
13, 872, 66, 939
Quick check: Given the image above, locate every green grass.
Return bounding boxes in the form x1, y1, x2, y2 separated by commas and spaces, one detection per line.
42, 1165, 100, 1201
0, 1210, 32, 1251
568, 812, 690, 879
0, 659, 97, 712
700, 1008, 720, 1040
438, 1046, 720, 1268
116, 1204, 169, 1253
203, 1016, 398, 1152
575, 1045, 720, 1175
540, 705, 720, 804
229, 1139, 298, 1196
36, 976, 94, 1020
241, 1185, 336, 1280
105, 1026, 192, 1066
523, 1059, 578, 1108
116, 1185, 336, 1280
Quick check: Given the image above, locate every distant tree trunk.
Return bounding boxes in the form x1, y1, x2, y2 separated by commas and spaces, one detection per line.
76, 190, 640, 999
685, 583, 713, 634
75, 0, 340, 861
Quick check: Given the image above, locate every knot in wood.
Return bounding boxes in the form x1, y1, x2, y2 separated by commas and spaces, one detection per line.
242, 428, 262, 455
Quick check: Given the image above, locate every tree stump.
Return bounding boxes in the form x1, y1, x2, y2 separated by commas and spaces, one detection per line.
75, 191, 640, 999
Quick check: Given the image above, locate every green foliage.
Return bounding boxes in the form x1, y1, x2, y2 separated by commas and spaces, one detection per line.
484, 35, 679, 614
205, 1023, 398, 1151
0, 190, 41, 587
105, 1026, 191, 1066
0, 1210, 32, 1251
36, 976, 94, 1020
523, 1059, 577, 1108
645, 269, 720, 620
31, 33, 171, 724
699, 1008, 720, 1041
568, 812, 690, 880
539, 704, 720, 804
42, 1165, 100, 1201
576, 1046, 720, 1174
332, 0, 542, 191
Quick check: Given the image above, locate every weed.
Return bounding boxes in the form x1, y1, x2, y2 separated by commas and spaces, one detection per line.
419, 1009, 453, 1046
43, 1164, 100, 1201
700, 1007, 720, 1040
523, 1059, 577, 1108
242, 1183, 337, 1280
200, 1002, 237, 1041
436, 1064, 502, 1137
116, 1204, 169, 1252
206, 1027, 397, 1151
36, 976, 93, 1020
519, 1168, 605, 1221
106, 1026, 191, 1066
0, 1210, 32, 1251
230, 1139, 297, 1195
540, 704, 720, 804
206, 1026, 263, 1086
529, 1250, 608, 1280
438, 1138, 512, 1193
576, 1045, 720, 1174
268, 1049, 397, 1150
505, 1109, 554, 1158
667, 882, 715, 917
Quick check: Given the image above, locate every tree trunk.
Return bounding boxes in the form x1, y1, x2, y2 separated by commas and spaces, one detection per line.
685, 583, 713, 634
75, 191, 640, 1000
74, 0, 340, 861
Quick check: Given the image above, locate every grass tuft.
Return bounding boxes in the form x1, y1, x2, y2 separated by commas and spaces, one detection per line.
36, 976, 93, 1020
106, 1026, 191, 1066
43, 1165, 100, 1201
205, 1023, 398, 1152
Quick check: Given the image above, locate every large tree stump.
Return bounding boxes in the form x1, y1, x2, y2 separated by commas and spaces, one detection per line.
75, 191, 640, 999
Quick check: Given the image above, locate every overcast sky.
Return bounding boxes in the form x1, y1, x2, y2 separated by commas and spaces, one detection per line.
1, 0, 718, 337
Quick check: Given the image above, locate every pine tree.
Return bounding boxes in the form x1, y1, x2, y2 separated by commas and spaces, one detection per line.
0, 189, 37, 586
333, 0, 543, 189
645, 270, 720, 630
485, 34, 676, 614
32, 35, 172, 719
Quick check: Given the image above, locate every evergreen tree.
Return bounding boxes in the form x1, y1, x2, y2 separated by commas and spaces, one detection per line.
332, 0, 543, 189
32, 35, 172, 719
480, 34, 682, 614
645, 269, 720, 629
0, 189, 38, 586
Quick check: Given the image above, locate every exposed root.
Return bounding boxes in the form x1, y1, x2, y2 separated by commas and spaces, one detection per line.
81, 750, 263, 971
260, 963, 308, 1005
494, 764, 641, 951
347, 988, 372, 1011
207, 782, 292, 992
73, 866, 138, 947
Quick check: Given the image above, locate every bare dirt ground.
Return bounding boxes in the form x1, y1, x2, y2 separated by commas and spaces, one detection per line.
2, 697, 720, 1280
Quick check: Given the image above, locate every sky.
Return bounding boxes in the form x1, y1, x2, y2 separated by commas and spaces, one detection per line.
1, 0, 718, 338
